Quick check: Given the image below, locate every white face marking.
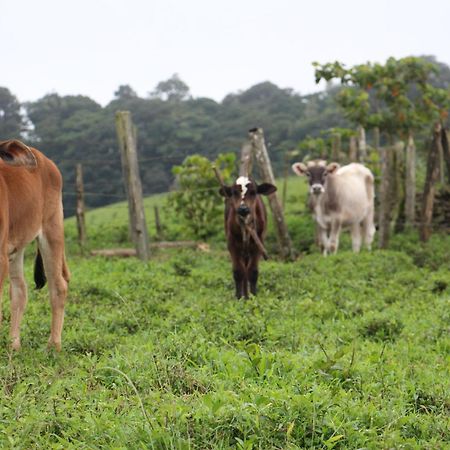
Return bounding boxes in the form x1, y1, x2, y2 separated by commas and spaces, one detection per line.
310, 183, 325, 195
236, 176, 250, 199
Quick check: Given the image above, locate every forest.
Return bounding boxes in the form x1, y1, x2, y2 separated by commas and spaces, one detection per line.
1, 55, 449, 217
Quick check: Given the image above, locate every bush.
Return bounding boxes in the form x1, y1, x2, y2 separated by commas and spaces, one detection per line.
168, 153, 236, 240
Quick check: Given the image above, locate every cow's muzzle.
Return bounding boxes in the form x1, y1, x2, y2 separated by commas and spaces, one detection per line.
311, 184, 324, 195
237, 205, 250, 217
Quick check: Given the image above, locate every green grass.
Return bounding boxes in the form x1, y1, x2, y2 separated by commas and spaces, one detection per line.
1, 176, 449, 449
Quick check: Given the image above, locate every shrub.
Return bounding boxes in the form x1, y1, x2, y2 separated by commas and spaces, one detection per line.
168, 153, 235, 240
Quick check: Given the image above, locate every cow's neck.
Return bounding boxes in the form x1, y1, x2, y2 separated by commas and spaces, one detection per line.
323, 176, 339, 213
239, 216, 251, 248
310, 177, 339, 228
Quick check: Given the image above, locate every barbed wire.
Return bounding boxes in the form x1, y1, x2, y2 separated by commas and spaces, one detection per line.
63, 189, 450, 224
54, 153, 190, 165
57, 153, 448, 232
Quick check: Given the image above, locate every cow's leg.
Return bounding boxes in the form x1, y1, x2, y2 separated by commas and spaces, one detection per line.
318, 226, 329, 256
0, 248, 9, 327
230, 244, 247, 299
233, 267, 246, 299
350, 223, 362, 253
9, 248, 27, 351
362, 209, 376, 251
38, 227, 69, 352
328, 220, 342, 254
314, 223, 321, 248
248, 255, 261, 296
243, 256, 250, 299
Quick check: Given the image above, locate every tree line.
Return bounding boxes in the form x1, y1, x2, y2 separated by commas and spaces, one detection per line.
0, 55, 449, 221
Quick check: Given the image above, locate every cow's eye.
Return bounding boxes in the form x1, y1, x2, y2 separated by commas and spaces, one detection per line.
233, 190, 241, 197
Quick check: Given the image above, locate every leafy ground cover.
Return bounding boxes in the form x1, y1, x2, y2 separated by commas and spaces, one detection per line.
0, 177, 449, 449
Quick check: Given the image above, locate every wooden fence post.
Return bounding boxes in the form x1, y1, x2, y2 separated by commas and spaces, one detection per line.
154, 205, 163, 240
373, 127, 380, 152
282, 152, 289, 209
239, 140, 253, 176
357, 125, 367, 162
420, 123, 443, 242
75, 163, 87, 250
331, 133, 341, 162
249, 128, 295, 260
115, 111, 150, 261
443, 130, 450, 184
378, 144, 391, 249
404, 133, 416, 228
349, 136, 358, 162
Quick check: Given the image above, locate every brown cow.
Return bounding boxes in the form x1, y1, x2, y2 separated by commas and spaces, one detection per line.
0, 139, 69, 351
220, 176, 276, 299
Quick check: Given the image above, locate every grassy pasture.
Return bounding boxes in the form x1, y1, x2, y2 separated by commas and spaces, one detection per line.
0, 176, 449, 449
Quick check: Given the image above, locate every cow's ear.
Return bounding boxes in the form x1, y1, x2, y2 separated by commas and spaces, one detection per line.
257, 183, 277, 196
326, 162, 340, 174
292, 162, 308, 176
219, 186, 232, 197
0, 140, 37, 168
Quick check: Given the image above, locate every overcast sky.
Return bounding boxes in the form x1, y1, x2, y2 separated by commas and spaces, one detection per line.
2, 0, 450, 106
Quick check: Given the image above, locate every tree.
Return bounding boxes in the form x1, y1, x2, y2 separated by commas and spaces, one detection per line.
114, 85, 138, 100
150, 74, 190, 101
168, 153, 235, 240
0, 87, 23, 137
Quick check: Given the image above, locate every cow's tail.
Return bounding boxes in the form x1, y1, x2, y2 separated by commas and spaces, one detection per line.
34, 249, 47, 289
34, 249, 70, 288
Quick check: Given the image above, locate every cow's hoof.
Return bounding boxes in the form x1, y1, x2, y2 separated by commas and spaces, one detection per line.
47, 339, 62, 352
11, 338, 21, 351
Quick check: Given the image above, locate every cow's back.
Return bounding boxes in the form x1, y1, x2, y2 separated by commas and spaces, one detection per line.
330, 163, 374, 225
0, 148, 63, 250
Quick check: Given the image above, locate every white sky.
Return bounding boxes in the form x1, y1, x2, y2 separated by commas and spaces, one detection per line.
2, 0, 450, 106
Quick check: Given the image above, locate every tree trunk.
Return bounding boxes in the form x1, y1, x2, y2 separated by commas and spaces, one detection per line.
420, 123, 443, 242
404, 133, 416, 228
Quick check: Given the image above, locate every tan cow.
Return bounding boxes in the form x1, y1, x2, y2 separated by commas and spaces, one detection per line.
0, 139, 69, 350
292, 160, 375, 255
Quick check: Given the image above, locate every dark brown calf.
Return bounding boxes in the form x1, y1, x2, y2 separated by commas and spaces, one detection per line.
220, 176, 276, 299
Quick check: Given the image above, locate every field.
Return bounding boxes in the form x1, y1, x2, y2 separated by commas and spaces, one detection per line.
0, 177, 449, 449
